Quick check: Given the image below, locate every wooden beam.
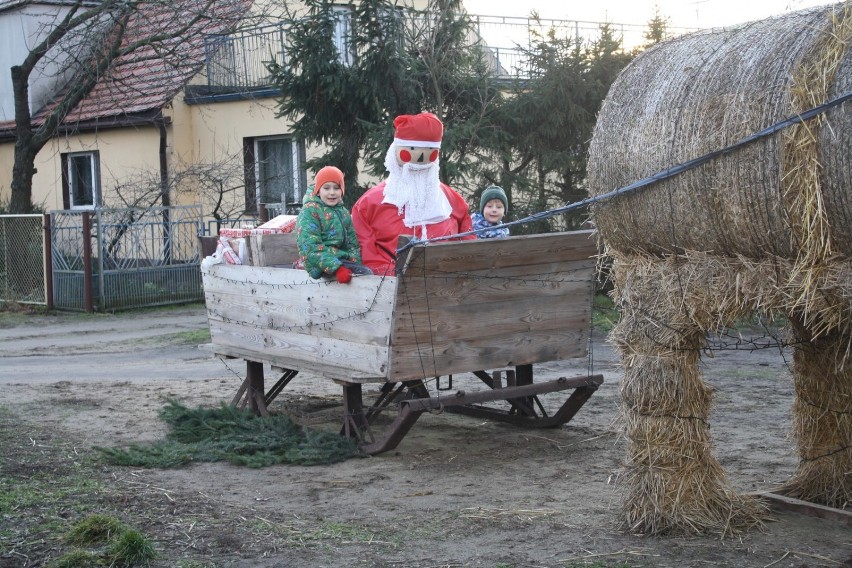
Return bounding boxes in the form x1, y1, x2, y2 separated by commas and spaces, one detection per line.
210, 344, 387, 383
752, 491, 852, 527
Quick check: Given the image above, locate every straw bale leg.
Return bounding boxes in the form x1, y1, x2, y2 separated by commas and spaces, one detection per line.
783, 319, 852, 507
611, 257, 767, 535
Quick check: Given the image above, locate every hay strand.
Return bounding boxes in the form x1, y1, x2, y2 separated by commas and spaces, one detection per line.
781, 3, 852, 329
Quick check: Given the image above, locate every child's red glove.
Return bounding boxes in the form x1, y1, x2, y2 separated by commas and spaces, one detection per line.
335, 266, 352, 284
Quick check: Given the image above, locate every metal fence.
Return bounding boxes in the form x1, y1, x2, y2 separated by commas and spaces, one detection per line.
0, 214, 46, 305
51, 205, 204, 311
264, 202, 301, 218
201, 13, 699, 87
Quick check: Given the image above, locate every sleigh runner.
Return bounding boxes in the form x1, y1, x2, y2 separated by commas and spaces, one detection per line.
201, 229, 603, 454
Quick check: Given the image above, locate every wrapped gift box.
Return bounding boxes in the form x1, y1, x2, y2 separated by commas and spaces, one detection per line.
251, 214, 298, 235
219, 227, 253, 238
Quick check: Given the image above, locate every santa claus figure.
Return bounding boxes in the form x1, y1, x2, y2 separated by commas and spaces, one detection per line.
352, 112, 474, 275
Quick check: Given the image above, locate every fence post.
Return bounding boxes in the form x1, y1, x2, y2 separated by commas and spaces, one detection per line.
82, 211, 94, 313
42, 214, 54, 310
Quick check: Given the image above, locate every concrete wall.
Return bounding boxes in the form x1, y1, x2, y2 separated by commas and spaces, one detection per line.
0, 3, 100, 122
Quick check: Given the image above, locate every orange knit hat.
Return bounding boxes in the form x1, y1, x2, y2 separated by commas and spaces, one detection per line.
313, 166, 345, 196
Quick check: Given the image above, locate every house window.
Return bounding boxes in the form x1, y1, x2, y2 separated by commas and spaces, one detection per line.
243, 136, 306, 213
333, 5, 355, 66
61, 151, 101, 209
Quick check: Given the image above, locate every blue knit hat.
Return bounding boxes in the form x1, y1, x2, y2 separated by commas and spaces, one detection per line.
479, 186, 508, 215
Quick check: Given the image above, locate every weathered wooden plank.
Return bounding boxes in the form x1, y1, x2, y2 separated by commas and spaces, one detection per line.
388, 329, 589, 380
202, 283, 393, 320
203, 274, 394, 344
209, 319, 390, 378
249, 232, 299, 267
463, 260, 597, 281
205, 294, 392, 345
394, 268, 595, 308
752, 491, 852, 527
202, 263, 397, 312
398, 230, 598, 274
210, 343, 387, 383
391, 298, 592, 345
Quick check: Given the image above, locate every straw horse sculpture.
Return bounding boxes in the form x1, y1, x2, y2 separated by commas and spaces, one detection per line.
588, 3, 852, 534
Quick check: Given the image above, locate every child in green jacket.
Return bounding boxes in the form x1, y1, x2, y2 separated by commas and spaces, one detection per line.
295, 166, 371, 283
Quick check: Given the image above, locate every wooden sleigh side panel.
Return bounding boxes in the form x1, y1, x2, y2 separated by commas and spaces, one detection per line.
202, 262, 398, 381
202, 230, 598, 382
387, 230, 598, 381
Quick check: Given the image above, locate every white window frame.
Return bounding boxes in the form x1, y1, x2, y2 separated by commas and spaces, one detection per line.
332, 5, 355, 66
253, 136, 301, 206
65, 151, 101, 210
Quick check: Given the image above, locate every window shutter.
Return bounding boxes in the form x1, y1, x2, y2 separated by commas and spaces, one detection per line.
60, 154, 70, 210
243, 138, 256, 213
298, 140, 307, 198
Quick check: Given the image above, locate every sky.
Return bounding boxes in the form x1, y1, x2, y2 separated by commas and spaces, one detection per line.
462, 0, 837, 31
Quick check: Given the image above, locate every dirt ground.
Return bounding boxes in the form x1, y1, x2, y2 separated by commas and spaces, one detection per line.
1, 305, 850, 568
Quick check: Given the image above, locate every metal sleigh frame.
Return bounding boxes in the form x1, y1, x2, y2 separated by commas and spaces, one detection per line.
230, 361, 603, 455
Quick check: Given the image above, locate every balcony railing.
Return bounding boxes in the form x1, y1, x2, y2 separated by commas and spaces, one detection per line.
204, 24, 287, 89
200, 13, 697, 91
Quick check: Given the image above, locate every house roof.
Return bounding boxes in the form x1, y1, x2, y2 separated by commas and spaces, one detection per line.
0, 0, 251, 132
0, 0, 99, 14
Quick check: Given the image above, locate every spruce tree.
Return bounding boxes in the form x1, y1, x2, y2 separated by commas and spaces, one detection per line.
267, 0, 499, 206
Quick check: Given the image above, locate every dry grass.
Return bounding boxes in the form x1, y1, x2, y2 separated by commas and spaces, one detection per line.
586, 2, 852, 533
781, 3, 852, 330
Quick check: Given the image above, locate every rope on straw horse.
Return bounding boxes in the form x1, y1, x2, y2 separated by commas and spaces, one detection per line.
396, 88, 852, 254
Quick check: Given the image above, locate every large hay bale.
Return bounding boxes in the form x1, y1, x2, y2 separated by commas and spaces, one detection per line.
588, 3, 852, 261
588, 2, 852, 534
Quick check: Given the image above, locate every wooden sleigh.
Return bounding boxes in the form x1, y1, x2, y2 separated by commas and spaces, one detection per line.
200, 229, 603, 454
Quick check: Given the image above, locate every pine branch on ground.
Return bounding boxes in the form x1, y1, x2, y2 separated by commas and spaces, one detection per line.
96, 399, 362, 468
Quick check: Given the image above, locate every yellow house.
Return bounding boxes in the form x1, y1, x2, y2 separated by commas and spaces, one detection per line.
0, 0, 633, 226
0, 0, 434, 227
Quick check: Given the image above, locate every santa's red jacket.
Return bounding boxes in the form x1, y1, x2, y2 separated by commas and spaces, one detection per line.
351, 180, 475, 275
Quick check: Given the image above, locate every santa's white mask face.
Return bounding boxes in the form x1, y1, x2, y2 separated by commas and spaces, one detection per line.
395, 146, 439, 167
382, 144, 452, 231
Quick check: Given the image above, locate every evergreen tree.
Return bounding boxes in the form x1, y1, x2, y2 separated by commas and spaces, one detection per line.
476, 23, 633, 233
267, 0, 500, 206
641, 6, 671, 49
268, 2, 632, 228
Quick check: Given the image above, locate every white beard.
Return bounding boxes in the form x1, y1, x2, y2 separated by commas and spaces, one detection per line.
381, 145, 452, 236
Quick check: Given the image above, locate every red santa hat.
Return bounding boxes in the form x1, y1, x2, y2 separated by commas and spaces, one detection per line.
393, 112, 443, 148
313, 166, 345, 196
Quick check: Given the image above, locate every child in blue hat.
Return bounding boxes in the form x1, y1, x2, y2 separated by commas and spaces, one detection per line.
471, 185, 509, 239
